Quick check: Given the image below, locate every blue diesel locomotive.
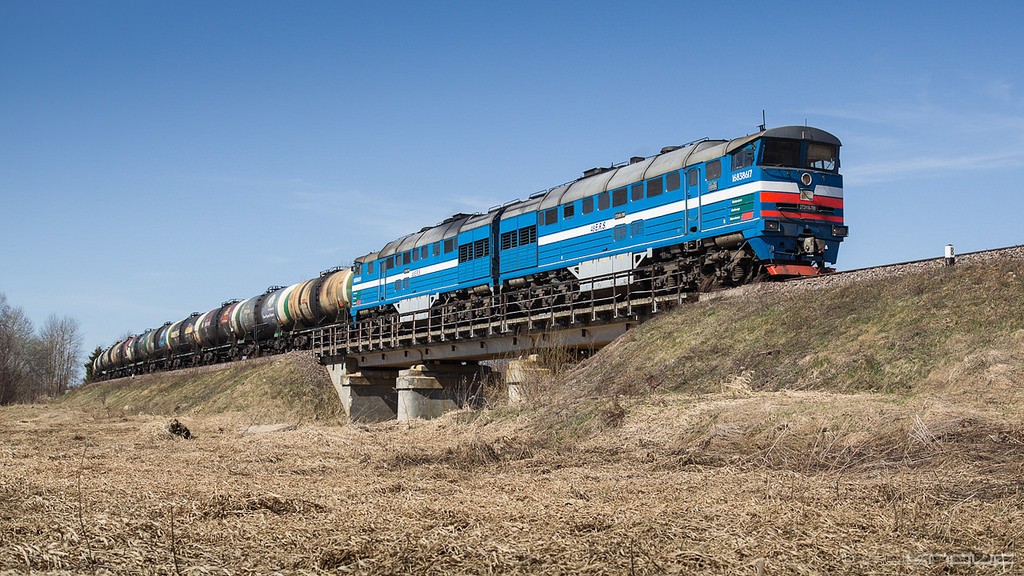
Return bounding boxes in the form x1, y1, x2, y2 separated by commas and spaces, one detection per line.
350, 125, 845, 320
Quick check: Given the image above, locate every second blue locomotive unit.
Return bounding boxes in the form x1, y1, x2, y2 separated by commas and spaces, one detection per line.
92, 125, 846, 378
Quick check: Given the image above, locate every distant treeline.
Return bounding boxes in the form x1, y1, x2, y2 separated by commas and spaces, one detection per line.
0, 292, 84, 404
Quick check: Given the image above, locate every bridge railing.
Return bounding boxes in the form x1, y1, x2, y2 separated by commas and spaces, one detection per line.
311, 264, 695, 360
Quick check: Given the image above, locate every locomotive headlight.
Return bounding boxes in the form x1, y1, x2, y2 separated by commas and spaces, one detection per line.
832, 225, 849, 237
800, 172, 813, 187
764, 220, 781, 232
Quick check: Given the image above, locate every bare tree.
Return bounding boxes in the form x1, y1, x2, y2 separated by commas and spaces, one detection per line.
38, 314, 83, 396
0, 293, 35, 404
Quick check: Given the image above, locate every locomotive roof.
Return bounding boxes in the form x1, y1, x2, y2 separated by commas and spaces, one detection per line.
374, 213, 471, 258
532, 125, 840, 210
501, 195, 544, 219
368, 125, 841, 254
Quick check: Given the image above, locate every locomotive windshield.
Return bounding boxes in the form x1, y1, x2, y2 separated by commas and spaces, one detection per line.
760, 139, 839, 172
807, 142, 838, 171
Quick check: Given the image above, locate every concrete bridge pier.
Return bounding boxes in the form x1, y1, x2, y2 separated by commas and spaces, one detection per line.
396, 362, 490, 421
326, 360, 399, 423
504, 354, 551, 404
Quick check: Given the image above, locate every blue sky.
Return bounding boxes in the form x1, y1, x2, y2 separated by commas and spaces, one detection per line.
2, 1, 1023, 352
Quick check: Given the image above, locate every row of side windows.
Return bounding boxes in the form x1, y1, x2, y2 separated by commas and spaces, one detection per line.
458, 238, 490, 263
612, 220, 646, 241
375, 237, 458, 273
500, 225, 537, 250
539, 171, 682, 226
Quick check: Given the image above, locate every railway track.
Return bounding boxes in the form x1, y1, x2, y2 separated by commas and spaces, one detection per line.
789, 243, 1023, 284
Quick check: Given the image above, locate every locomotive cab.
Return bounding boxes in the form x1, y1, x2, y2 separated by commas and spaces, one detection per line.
741, 127, 846, 276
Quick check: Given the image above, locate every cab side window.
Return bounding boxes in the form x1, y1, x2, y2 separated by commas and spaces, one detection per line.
732, 146, 754, 170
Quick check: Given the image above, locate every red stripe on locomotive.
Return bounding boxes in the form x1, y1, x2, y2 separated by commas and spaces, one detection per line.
760, 191, 844, 209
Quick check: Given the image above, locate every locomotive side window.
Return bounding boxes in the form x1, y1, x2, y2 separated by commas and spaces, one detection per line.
732, 146, 755, 170
519, 225, 536, 245
540, 208, 557, 226
563, 203, 575, 219
687, 170, 698, 188
411, 249, 419, 263
403, 251, 411, 265
807, 143, 838, 171
433, 242, 441, 257
385, 256, 394, 270
367, 261, 374, 275
761, 139, 801, 167
666, 171, 680, 192
612, 188, 627, 207
421, 246, 429, 259
647, 176, 663, 198
706, 160, 721, 180
630, 220, 644, 237
598, 192, 610, 210
582, 197, 594, 214
474, 238, 489, 258
444, 238, 455, 253
631, 182, 645, 201
459, 239, 490, 262
501, 230, 517, 250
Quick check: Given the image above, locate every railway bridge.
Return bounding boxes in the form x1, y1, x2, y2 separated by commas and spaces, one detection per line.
310, 267, 697, 422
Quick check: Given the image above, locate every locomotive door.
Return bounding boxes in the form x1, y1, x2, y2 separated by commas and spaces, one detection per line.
685, 167, 701, 234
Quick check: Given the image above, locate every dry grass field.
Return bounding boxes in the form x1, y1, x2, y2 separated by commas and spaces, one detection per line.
3, 258, 1024, 574
2, 383, 1022, 575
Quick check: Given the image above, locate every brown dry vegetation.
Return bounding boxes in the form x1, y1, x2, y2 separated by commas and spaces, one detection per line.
2, 259, 1024, 574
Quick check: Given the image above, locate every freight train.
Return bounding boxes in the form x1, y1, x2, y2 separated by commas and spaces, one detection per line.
92, 125, 846, 379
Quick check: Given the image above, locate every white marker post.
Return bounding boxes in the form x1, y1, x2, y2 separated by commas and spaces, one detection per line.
944, 244, 956, 266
